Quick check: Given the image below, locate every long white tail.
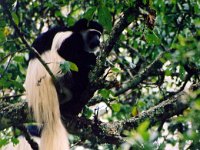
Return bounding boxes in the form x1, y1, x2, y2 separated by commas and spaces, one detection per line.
25, 32, 72, 150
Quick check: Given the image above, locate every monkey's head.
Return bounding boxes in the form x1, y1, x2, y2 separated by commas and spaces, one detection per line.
57, 19, 103, 62
71, 19, 103, 53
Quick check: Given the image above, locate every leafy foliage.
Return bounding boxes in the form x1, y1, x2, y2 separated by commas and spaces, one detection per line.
0, 0, 200, 149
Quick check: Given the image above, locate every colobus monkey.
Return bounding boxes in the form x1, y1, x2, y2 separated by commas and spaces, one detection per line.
25, 19, 103, 150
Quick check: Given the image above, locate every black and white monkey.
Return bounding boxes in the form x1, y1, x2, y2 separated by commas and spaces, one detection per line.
24, 19, 103, 150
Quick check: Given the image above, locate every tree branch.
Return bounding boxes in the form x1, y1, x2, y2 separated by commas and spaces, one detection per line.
1, 84, 196, 144
0, 48, 26, 63
91, 4, 143, 80
0, 101, 30, 130
115, 51, 165, 96
0, 94, 24, 100
120, 42, 146, 62
69, 90, 192, 144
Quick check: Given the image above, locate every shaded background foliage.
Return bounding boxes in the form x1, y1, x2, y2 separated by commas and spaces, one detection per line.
0, 0, 200, 149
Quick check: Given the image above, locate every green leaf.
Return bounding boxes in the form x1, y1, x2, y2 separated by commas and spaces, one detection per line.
149, 0, 153, 7
178, 34, 186, 46
55, 10, 62, 17
12, 12, 19, 25
193, 98, 200, 110
137, 101, 145, 108
165, 69, 172, 76
83, 7, 96, 20
11, 80, 24, 90
179, 65, 185, 80
145, 32, 161, 45
11, 137, 19, 145
68, 61, 79, 72
60, 61, 78, 73
0, 139, 8, 148
137, 120, 150, 132
137, 120, 150, 141
33, 1, 39, 7
0, 17, 6, 27
83, 106, 93, 119
142, 0, 147, 4
111, 103, 121, 112
131, 106, 138, 116
65, 17, 75, 26
13, 56, 24, 62
0, 29, 5, 40
98, 89, 111, 99
111, 67, 122, 73
98, 6, 112, 31
60, 61, 71, 74
0, 78, 11, 88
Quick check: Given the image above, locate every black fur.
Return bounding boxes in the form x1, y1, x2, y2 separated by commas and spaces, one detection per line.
30, 19, 103, 116
30, 19, 103, 60
27, 125, 41, 137
30, 26, 68, 60
70, 19, 103, 33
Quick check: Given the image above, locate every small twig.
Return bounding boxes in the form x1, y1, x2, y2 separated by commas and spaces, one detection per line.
70, 140, 84, 149
0, 94, 24, 100
0, 55, 13, 79
120, 42, 146, 62
0, 48, 26, 63
115, 51, 165, 96
165, 74, 191, 99
0, 40, 15, 46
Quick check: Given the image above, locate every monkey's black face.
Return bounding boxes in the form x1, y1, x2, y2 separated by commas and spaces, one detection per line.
87, 30, 101, 49
82, 30, 101, 53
